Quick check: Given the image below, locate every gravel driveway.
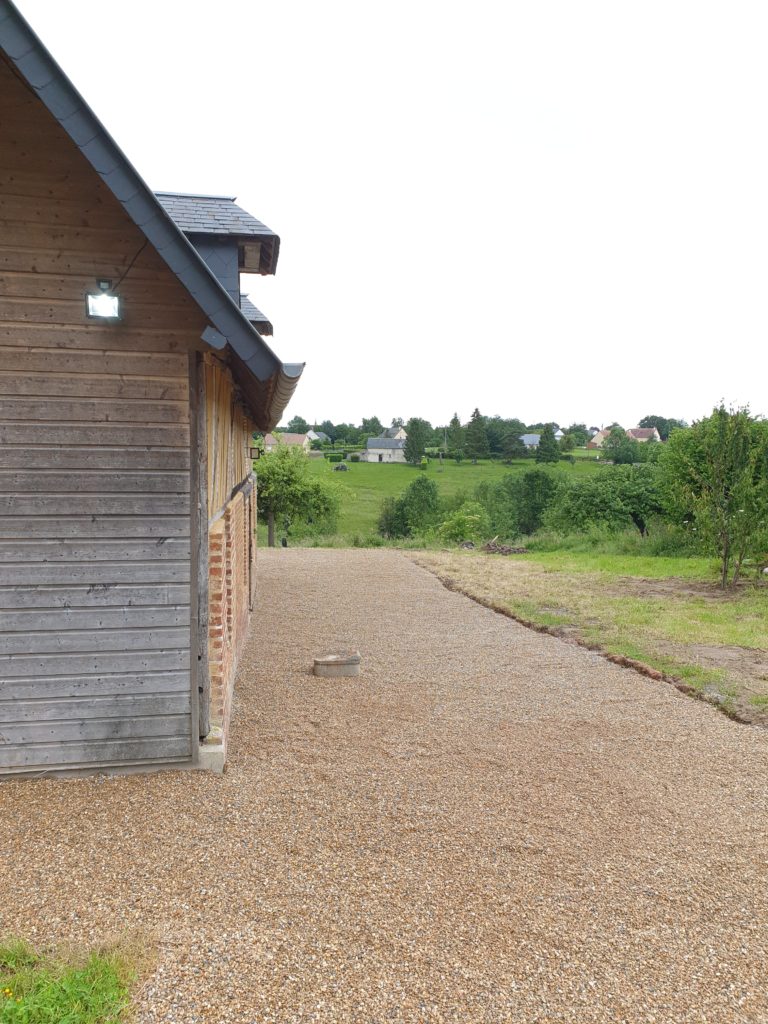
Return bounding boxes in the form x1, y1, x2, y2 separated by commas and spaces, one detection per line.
1, 548, 767, 1023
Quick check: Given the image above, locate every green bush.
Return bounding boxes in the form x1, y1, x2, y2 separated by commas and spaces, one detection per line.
544, 464, 663, 537
327, 453, 343, 463
378, 476, 441, 538
349, 453, 360, 463
438, 501, 491, 544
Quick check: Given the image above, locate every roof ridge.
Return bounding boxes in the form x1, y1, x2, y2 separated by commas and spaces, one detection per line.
154, 190, 237, 201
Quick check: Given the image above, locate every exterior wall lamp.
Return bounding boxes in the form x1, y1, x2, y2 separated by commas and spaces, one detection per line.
86, 279, 121, 319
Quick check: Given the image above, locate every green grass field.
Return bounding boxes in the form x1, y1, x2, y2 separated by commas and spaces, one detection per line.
304, 455, 604, 540
413, 548, 768, 725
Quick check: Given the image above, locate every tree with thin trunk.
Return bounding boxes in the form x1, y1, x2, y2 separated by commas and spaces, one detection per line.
660, 405, 768, 586
256, 445, 339, 546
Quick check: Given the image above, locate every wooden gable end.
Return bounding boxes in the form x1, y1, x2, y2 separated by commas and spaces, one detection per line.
0, 56, 210, 775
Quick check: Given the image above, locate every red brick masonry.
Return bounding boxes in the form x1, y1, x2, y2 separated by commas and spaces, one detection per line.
206, 484, 256, 746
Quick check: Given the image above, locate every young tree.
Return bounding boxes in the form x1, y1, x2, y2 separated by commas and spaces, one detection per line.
465, 408, 490, 463
447, 412, 465, 460
404, 417, 431, 465
660, 406, 768, 586
257, 445, 339, 546
535, 424, 560, 463
559, 433, 576, 453
286, 415, 309, 433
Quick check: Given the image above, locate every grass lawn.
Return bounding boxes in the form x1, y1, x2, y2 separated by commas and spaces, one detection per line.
302, 456, 604, 541
411, 548, 768, 725
0, 939, 136, 1023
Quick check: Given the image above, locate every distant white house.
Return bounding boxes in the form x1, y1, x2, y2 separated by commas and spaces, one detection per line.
361, 437, 407, 463
307, 430, 330, 443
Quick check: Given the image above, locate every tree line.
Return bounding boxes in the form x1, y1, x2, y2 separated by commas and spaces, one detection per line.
281, 411, 687, 465
374, 406, 768, 588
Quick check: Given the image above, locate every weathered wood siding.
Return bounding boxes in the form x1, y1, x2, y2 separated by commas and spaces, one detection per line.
0, 56, 208, 774
204, 354, 253, 519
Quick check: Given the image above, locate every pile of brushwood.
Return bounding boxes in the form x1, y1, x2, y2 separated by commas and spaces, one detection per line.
483, 538, 527, 555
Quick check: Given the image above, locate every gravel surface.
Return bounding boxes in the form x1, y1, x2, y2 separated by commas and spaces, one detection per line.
1, 548, 767, 1023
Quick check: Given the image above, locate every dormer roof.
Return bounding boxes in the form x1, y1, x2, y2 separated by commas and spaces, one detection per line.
156, 192, 279, 274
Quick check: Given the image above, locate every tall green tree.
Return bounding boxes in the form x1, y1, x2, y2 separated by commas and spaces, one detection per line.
502, 433, 527, 462
660, 406, 768, 586
286, 415, 309, 433
535, 424, 560, 463
447, 412, 465, 459
602, 427, 640, 465
404, 417, 431, 465
465, 408, 490, 462
257, 445, 339, 546
564, 423, 590, 446
360, 416, 384, 438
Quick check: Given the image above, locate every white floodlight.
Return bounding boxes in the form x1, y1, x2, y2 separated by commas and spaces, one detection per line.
86, 280, 120, 319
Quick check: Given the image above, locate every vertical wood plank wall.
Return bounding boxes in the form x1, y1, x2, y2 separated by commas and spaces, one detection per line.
0, 57, 208, 775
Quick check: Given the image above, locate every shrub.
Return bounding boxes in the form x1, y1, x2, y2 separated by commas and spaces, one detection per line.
377, 476, 441, 538
349, 453, 360, 462
544, 464, 663, 537
438, 501, 491, 544
327, 453, 343, 463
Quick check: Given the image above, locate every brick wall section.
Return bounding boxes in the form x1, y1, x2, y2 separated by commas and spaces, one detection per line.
207, 482, 257, 743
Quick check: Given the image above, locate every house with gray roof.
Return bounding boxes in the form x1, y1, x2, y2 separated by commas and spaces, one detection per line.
361, 437, 407, 463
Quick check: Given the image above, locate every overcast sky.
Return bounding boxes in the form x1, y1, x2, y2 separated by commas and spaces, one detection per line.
20, 0, 768, 429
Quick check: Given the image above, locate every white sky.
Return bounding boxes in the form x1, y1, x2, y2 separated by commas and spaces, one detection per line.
19, 0, 768, 428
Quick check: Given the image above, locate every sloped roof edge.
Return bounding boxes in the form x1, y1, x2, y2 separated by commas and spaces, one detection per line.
0, 0, 302, 431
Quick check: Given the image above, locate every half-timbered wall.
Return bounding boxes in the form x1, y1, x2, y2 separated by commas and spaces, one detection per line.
0, 57, 208, 775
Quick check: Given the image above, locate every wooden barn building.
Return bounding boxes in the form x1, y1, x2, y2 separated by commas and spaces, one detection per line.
0, 1, 303, 777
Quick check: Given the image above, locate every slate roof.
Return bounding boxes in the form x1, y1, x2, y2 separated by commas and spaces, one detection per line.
520, 434, 541, 446
155, 192, 276, 239
366, 437, 405, 450
0, 1, 302, 432
156, 192, 279, 275
239, 294, 273, 336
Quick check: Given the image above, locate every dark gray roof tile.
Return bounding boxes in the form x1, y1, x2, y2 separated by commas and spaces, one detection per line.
154, 192, 276, 239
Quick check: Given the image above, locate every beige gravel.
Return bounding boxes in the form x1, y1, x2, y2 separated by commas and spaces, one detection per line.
1, 548, 767, 1023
